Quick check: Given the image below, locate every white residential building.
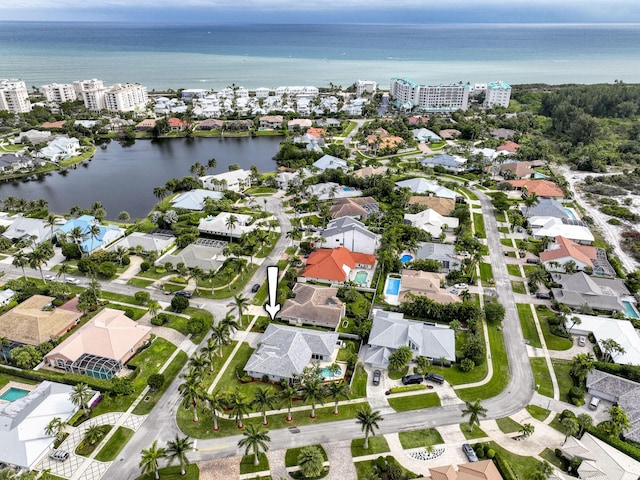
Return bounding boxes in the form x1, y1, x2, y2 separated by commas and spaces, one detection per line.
73, 78, 105, 96
318, 217, 380, 255
41, 83, 77, 103
76, 80, 148, 112
390, 78, 469, 111
356, 80, 377, 97
275, 86, 319, 97
390, 78, 420, 108
485, 81, 512, 108
404, 208, 459, 238
255, 87, 270, 98
39, 136, 80, 162
0, 80, 32, 113
199, 169, 252, 192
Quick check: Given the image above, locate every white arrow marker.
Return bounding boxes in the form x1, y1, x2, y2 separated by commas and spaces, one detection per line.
264, 266, 281, 320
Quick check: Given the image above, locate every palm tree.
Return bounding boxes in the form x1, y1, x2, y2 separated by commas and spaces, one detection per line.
233, 294, 249, 327
279, 384, 298, 422
519, 423, 535, 438
113, 246, 129, 266
326, 381, 350, 415
576, 413, 593, 437
87, 224, 101, 254
207, 158, 217, 171
147, 300, 160, 319
220, 312, 239, 336
252, 387, 277, 426
45, 214, 57, 240
27, 248, 49, 282
300, 377, 325, 419
44, 417, 65, 441
178, 375, 204, 423
237, 424, 271, 466
189, 266, 204, 294
523, 191, 540, 218
355, 405, 383, 449
55, 263, 72, 283
166, 435, 193, 476
188, 352, 211, 377
225, 214, 239, 242
569, 353, 595, 384
69, 383, 92, 416
531, 461, 554, 480
139, 440, 167, 480
153, 186, 169, 200
69, 225, 86, 245
201, 337, 217, 371
228, 389, 251, 429
256, 229, 270, 256
205, 390, 225, 431
210, 324, 230, 357
84, 424, 106, 445
461, 400, 487, 432
297, 446, 325, 478
12, 251, 28, 279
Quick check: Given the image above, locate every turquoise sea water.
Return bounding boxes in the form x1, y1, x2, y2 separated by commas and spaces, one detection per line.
1, 23, 640, 89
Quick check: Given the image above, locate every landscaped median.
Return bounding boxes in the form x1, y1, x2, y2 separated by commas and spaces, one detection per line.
386, 392, 441, 412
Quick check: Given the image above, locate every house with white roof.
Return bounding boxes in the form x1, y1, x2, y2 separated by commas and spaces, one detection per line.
420, 154, 467, 173
0, 153, 35, 172
197, 212, 255, 239
530, 216, 594, 245
317, 217, 380, 255
567, 314, 640, 365
245, 324, 339, 383
0, 381, 79, 469
157, 242, 226, 272
38, 136, 80, 162
395, 178, 458, 200
199, 169, 252, 192
170, 189, 224, 211
363, 310, 455, 368
404, 208, 459, 238
312, 154, 349, 173
2, 217, 52, 245
412, 128, 441, 143
108, 231, 175, 255
0, 289, 15, 307
56, 215, 125, 254
306, 182, 362, 201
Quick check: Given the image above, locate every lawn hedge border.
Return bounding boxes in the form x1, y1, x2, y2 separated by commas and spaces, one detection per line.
0, 364, 112, 392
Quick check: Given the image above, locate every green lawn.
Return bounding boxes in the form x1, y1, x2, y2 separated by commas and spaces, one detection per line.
100, 291, 139, 304
212, 342, 264, 397
158, 313, 191, 336
496, 417, 522, 434
0, 372, 38, 389
198, 264, 260, 299
551, 359, 574, 403
285, 445, 327, 467
185, 308, 215, 344
351, 436, 390, 457
525, 404, 551, 422
498, 226, 510, 234
75, 425, 112, 457
354, 461, 376, 480
461, 423, 487, 440
136, 464, 199, 480
537, 307, 573, 351
473, 213, 486, 238
530, 358, 554, 398
479, 263, 493, 285
126, 278, 155, 288
540, 447, 565, 471
506, 264, 522, 276
511, 281, 526, 294
95, 427, 134, 462
398, 428, 444, 449
495, 211, 506, 223
239, 453, 269, 475
457, 322, 509, 402
388, 366, 408, 380
517, 304, 542, 348
483, 441, 544, 480
501, 238, 515, 247
458, 186, 479, 201
177, 398, 369, 439
132, 351, 188, 415
105, 303, 147, 320
387, 392, 441, 412
351, 364, 368, 398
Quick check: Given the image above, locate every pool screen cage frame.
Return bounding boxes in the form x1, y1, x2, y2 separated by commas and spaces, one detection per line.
67, 353, 122, 380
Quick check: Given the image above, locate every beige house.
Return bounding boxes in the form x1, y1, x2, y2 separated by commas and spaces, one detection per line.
259, 115, 283, 129
0, 295, 81, 346
279, 283, 345, 329
398, 269, 461, 304
44, 308, 151, 380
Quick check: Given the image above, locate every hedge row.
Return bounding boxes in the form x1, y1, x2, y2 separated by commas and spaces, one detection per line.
388, 385, 427, 394
493, 453, 518, 480
595, 362, 640, 383
0, 364, 112, 392
586, 426, 640, 462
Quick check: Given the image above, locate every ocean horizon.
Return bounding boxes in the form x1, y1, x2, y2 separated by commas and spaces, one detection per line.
1, 22, 640, 89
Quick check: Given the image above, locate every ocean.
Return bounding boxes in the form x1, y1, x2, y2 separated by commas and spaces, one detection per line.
1, 22, 640, 89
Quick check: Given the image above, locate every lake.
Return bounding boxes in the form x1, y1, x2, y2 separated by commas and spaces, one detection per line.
0, 136, 283, 220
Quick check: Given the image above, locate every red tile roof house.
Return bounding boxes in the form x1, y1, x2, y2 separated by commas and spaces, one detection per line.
540, 236, 598, 272
507, 179, 564, 198
496, 140, 520, 153
168, 117, 189, 132
300, 247, 376, 285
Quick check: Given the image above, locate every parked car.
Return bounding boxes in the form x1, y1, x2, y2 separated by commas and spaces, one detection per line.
450, 288, 459, 295
535, 292, 551, 299
372, 369, 381, 386
174, 291, 192, 298
49, 450, 69, 462
454, 283, 468, 290
589, 396, 601, 411
45, 274, 56, 281
526, 258, 540, 264
578, 336, 586, 347
462, 444, 478, 462
401, 374, 423, 385
251, 284, 261, 293
65, 277, 80, 285
425, 372, 445, 385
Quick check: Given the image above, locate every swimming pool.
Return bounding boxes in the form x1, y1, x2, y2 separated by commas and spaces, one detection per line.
343, 187, 352, 192
0, 387, 30, 402
534, 172, 549, 179
386, 277, 401, 295
622, 301, 640, 319
320, 366, 342, 379
354, 271, 368, 284
564, 208, 577, 220
400, 254, 414, 264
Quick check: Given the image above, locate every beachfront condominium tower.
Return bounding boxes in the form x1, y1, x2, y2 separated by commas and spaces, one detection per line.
41, 83, 78, 103
0, 80, 32, 113
356, 80, 377, 97
485, 81, 512, 108
73, 79, 148, 112
390, 78, 469, 112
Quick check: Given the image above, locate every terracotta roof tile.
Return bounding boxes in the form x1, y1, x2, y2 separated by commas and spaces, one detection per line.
507, 179, 564, 198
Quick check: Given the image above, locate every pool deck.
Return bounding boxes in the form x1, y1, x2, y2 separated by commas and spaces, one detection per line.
384, 275, 401, 306
0, 381, 37, 403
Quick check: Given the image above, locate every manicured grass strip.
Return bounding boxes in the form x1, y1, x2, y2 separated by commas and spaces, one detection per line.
473, 213, 486, 238
506, 264, 522, 276
76, 425, 112, 457
496, 417, 522, 434
185, 308, 215, 344
479, 263, 493, 283
95, 427, 134, 462
105, 303, 147, 320
525, 404, 550, 422
530, 358, 554, 398
239, 453, 269, 475
387, 392, 441, 412
500, 238, 515, 247
198, 264, 260, 299
388, 366, 408, 380
126, 278, 154, 287
351, 436, 390, 457
482, 441, 544, 480
136, 464, 199, 480
511, 281, 526, 294
540, 447, 565, 471
457, 322, 509, 402
537, 307, 572, 351
177, 401, 369, 439
351, 364, 368, 398
461, 423, 487, 440
158, 313, 191, 336
285, 445, 327, 467
398, 428, 443, 449
551, 359, 574, 403
458, 186, 479, 201
355, 461, 376, 480
133, 351, 188, 415
517, 304, 542, 348
100, 291, 139, 304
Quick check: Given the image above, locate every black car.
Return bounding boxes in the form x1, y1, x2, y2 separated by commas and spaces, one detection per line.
372, 369, 381, 386
251, 283, 261, 293
401, 374, 423, 385
462, 443, 478, 462
174, 291, 192, 298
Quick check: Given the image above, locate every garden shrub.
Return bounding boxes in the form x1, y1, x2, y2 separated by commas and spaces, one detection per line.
171, 295, 189, 313
110, 377, 135, 396
486, 449, 495, 459
151, 313, 169, 326
460, 358, 475, 372
140, 261, 151, 272
147, 373, 165, 391
61, 242, 82, 260
187, 317, 204, 334
97, 262, 117, 279
124, 308, 136, 319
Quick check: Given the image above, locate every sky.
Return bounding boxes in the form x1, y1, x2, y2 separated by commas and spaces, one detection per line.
1, 0, 639, 23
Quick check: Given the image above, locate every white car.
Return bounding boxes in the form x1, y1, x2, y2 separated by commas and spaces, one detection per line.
44, 274, 56, 281
65, 277, 80, 285
454, 283, 468, 290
